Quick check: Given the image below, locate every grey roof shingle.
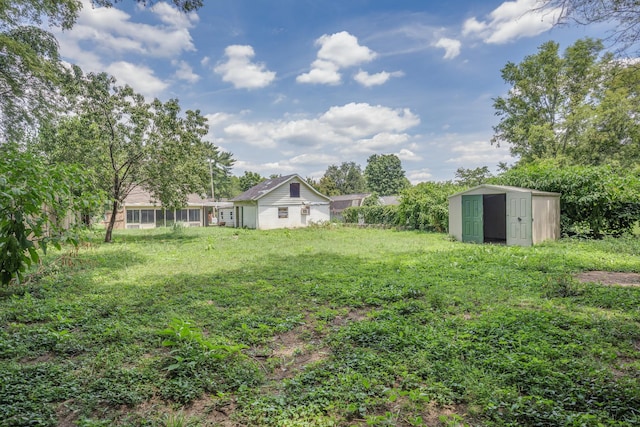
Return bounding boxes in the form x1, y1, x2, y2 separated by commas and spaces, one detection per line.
231, 174, 297, 201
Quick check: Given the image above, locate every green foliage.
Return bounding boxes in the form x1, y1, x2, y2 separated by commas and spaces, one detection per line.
1, 227, 639, 425
495, 161, 640, 237
493, 38, 640, 168
364, 154, 409, 196
455, 166, 492, 186
317, 162, 366, 196
38, 71, 229, 243
362, 192, 381, 207
239, 170, 266, 192
397, 181, 463, 232
0, 146, 102, 285
0, 25, 73, 142
342, 205, 399, 226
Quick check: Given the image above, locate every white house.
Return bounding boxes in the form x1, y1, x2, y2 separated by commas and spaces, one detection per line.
230, 174, 331, 229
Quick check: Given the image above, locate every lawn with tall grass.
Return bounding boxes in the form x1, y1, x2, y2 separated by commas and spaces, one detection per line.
1, 225, 639, 426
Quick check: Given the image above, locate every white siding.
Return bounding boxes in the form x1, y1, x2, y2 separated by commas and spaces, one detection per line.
532, 195, 561, 244
218, 208, 235, 227
242, 205, 258, 229
448, 195, 462, 241
248, 177, 330, 230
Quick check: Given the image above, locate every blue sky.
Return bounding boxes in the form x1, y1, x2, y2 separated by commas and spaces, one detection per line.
52, 0, 607, 182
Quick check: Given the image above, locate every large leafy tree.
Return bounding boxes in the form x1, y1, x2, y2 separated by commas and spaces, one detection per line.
493, 38, 640, 167
238, 171, 265, 192
454, 166, 492, 187
0, 0, 203, 142
364, 154, 410, 196
317, 162, 366, 196
39, 72, 230, 243
0, 0, 80, 141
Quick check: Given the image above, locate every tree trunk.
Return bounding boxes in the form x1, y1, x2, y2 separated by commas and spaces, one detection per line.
105, 200, 118, 243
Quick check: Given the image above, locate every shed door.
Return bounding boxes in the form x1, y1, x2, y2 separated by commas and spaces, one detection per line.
462, 195, 483, 243
506, 192, 532, 246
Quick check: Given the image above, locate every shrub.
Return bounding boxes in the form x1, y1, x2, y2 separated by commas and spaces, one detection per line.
342, 205, 399, 226
397, 181, 464, 232
494, 161, 640, 237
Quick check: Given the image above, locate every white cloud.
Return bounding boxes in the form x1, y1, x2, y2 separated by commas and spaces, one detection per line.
354, 70, 404, 87
462, 0, 563, 44
316, 31, 377, 67
105, 61, 168, 99
53, 0, 199, 98
433, 37, 461, 59
214, 45, 276, 89
223, 122, 277, 148
397, 148, 423, 161
407, 168, 433, 184
289, 153, 341, 165
320, 102, 420, 138
58, 0, 197, 59
205, 112, 235, 127
297, 31, 378, 85
172, 60, 200, 83
296, 60, 341, 85
445, 139, 513, 164
217, 102, 420, 156
150, 1, 199, 28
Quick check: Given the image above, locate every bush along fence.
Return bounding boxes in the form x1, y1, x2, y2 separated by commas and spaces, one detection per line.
342, 182, 465, 232
494, 162, 640, 238
342, 205, 399, 228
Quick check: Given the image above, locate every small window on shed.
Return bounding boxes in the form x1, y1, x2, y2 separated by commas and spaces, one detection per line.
278, 207, 288, 218
290, 182, 300, 198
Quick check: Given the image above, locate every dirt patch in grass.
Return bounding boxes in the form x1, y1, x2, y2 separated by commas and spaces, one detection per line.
575, 271, 640, 287
267, 323, 329, 381
331, 307, 370, 327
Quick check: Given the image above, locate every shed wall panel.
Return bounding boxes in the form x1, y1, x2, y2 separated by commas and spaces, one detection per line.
532, 195, 561, 244
448, 196, 462, 241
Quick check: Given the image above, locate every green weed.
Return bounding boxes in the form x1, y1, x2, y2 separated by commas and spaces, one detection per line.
0, 227, 638, 425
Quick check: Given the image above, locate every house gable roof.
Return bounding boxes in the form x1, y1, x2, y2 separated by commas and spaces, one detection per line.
123, 186, 215, 207
449, 184, 560, 198
231, 174, 330, 202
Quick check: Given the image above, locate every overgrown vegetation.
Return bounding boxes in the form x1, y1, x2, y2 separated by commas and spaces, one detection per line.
0, 145, 103, 285
495, 161, 640, 237
0, 226, 638, 426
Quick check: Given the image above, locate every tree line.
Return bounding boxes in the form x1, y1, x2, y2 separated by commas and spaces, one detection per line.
2, 0, 640, 284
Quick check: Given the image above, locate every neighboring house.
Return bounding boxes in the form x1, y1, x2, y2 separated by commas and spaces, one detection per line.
329, 194, 401, 220
230, 174, 330, 229
104, 187, 220, 229
217, 203, 235, 227
329, 194, 369, 221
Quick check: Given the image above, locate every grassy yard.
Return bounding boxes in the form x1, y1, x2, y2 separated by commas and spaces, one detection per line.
1, 225, 639, 426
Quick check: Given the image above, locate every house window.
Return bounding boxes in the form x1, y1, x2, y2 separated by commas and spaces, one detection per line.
141, 209, 154, 224
176, 209, 189, 222
220, 211, 224, 220
188, 209, 200, 222
278, 207, 288, 218
126, 209, 140, 224
290, 182, 300, 198
155, 209, 165, 227
229, 210, 233, 220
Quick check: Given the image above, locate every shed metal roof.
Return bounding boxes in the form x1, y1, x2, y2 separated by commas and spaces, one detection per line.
448, 184, 561, 198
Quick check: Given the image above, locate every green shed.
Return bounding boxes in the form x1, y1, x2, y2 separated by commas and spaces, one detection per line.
448, 185, 561, 246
